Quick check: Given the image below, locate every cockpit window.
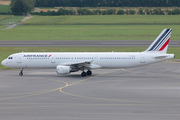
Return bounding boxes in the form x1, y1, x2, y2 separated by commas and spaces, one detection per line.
8, 57, 13, 60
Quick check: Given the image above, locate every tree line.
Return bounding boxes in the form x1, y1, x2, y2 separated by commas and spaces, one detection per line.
10, 0, 36, 15
31, 8, 180, 16
35, 0, 180, 7
1, 0, 180, 15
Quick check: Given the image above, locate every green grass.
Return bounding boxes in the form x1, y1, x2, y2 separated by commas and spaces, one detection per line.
0, 15, 180, 40
0, 15, 25, 25
0, 25, 6, 29
1, 15, 180, 40
0, 4, 11, 12
0, 47, 179, 70
0, 25, 180, 40
24, 15, 180, 25
0, 15, 11, 20
1, 15, 24, 21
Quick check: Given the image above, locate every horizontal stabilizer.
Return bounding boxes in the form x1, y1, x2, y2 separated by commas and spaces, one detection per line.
154, 55, 169, 59
154, 54, 175, 59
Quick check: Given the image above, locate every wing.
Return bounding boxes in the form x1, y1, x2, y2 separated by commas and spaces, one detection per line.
59, 60, 102, 71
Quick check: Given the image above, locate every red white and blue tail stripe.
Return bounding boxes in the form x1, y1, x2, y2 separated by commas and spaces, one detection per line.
145, 29, 172, 53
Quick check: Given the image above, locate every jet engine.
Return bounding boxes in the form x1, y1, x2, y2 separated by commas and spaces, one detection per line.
56, 65, 71, 75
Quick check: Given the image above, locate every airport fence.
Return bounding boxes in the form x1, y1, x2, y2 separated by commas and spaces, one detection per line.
1, 21, 22, 26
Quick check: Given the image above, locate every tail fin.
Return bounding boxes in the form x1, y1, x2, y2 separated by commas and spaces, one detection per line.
145, 29, 172, 54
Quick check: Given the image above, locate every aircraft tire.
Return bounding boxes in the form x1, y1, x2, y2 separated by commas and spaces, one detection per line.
19, 72, 23, 76
87, 70, 92, 76
81, 72, 87, 77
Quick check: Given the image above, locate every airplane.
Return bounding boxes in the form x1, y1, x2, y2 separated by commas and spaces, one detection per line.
1, 29, 174, 77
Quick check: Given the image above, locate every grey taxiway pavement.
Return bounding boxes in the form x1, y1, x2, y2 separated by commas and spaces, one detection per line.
0, 40, 180, 47
0, 61, 180, 120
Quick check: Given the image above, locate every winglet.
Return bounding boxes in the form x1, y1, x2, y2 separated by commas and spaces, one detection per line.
145, 29, 172, 54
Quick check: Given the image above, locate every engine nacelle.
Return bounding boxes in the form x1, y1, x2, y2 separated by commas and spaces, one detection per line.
56, 65, 71, 75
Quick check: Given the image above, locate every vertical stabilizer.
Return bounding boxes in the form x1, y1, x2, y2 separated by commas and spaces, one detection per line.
145, 29, 172, 54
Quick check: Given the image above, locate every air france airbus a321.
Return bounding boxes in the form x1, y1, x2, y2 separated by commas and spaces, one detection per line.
1, 29, 174, 77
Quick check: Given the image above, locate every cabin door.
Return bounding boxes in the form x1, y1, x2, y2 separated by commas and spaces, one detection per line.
17, 55, 22, 63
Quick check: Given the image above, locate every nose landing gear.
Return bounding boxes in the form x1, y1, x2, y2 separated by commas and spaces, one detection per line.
19, 68, 23, 76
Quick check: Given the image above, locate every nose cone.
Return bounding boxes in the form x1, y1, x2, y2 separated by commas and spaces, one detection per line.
1, 60, 6, 67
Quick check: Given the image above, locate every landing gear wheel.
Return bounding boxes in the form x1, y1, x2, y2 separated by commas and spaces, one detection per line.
87, 70, 92, 76
19, 72, 23, 76
19, 68, 23, 76
81, 72, 87, 77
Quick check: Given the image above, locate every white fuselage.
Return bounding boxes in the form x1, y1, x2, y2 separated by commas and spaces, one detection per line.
1, 52, 174, 69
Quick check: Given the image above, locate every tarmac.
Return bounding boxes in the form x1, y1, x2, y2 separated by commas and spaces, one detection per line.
0, 61, 180, 120
0, 40, 180, 47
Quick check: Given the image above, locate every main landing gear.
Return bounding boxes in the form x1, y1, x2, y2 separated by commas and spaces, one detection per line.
81, 70, 92, 77
19, 68, 23, 76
